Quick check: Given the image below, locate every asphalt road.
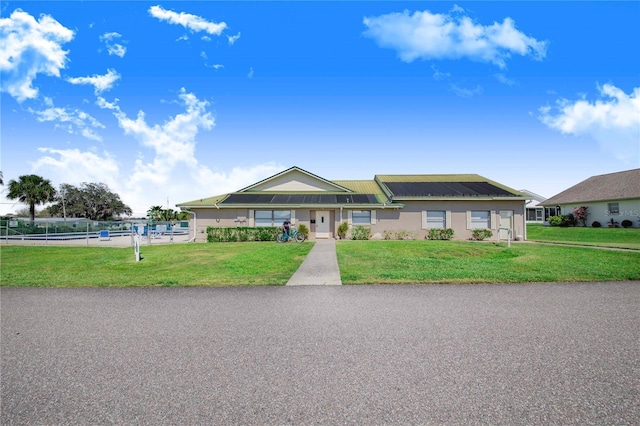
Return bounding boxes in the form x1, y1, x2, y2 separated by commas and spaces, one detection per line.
2, 282, 639, 425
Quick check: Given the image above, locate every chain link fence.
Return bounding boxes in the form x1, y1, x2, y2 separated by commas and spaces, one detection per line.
0, 218, 192, 246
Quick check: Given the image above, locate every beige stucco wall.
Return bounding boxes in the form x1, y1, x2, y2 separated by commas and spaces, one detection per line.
351, 200, 526, 240
189, 200, 526, 242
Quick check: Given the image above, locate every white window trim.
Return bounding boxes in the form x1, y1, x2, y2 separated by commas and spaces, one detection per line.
349, 210, 373, 225
467, 210, 493, 230
423, 210, 449, 229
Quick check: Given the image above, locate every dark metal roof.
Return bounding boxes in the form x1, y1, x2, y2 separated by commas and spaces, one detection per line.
221, 193, 379, 205
384, 182, 517, 197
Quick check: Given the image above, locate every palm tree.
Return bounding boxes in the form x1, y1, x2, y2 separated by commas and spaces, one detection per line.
7, 175, 57, 223
147, 205, 164, 222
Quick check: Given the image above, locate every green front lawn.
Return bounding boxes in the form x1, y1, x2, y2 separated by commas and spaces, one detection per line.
336, 240, 640, 284
0, 243, 313, 287
527, 223, 640, 249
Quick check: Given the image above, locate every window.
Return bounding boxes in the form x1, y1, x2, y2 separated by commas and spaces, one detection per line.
527, 209, 543, 221
426, 211, 446, 229
471, 211, 490, 229
255, 210, 290, 227
545, 207, 559, 220
352, 210, 371, 224
608, 203, 619, 215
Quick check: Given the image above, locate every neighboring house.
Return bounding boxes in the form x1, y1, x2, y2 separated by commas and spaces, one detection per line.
177, 166, 527, 241
541, 168, 640, 227
520, 189, 547, 223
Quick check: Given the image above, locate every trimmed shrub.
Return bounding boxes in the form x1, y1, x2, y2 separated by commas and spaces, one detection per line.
297, 224, 309, 238
383, 230, 394, 240
560, 214, 577, 227
395, 230, 415, 240
621, 219, 633, 228
351, 225, 371, 240
337, 222, 349, 239
439, 228, 454, 240
471, 229, 493, 241
207, 226, 279, 242
548, 215, 563, 226
591, 221, 601, 228
427, 228, 454, 240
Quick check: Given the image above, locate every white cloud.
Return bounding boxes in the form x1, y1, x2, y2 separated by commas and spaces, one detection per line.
28, 105, 105, 141
227, 32, 241, 45
0, 9, 74, 101
67, 69, 120, 94
97, 89, 217, 200
494, 73, 517, 86
450, 84, 483, 98
32, 147, 120, 189
431, 64, 450, 81
99, 32, 127, 57
30, 90, 284, 216
149, 5, 227, 36
363, 9, 547, 68
539, 84, 640, 162
247, 67, 254, 79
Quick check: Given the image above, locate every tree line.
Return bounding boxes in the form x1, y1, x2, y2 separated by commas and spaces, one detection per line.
2, 173, 187, 223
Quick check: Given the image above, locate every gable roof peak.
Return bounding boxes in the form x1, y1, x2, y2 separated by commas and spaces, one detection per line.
238, 166, 354, 193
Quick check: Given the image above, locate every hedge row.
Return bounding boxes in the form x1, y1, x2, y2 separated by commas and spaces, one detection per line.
207, 226, 280, 242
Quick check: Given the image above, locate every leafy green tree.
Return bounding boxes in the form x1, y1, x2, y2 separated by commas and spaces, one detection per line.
48, 182, 132, 221
7, 174, 57, 222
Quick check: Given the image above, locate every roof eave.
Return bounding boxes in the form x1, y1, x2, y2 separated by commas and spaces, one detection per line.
541, 195, 640, 206
392, 196, 526, 201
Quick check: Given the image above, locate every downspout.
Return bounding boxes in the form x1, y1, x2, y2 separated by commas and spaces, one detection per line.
523, 199, 527, 241
182, 208, 197, 242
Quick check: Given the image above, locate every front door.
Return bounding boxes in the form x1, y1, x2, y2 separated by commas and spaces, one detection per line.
499, 211, 513, 239
315, 210, 330, 239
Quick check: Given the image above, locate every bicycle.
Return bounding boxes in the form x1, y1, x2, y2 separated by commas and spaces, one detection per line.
276, 227, 306, 243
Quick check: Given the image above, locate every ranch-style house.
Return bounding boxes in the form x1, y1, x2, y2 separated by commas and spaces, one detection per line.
176, 166, 528, 241
541, 168, 640, 228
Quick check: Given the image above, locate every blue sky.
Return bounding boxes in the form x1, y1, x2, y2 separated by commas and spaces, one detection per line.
1, 1, 639, 216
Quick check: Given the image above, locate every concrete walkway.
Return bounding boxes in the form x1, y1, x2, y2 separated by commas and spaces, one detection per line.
286, 239, 342, 286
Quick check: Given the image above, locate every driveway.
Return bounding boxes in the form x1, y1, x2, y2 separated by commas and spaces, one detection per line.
2, 282, 639, 425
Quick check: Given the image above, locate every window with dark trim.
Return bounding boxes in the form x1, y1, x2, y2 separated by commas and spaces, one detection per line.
255, 210, 291, 227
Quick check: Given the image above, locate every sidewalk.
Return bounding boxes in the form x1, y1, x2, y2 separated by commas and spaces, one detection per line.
286, 239, 342, 286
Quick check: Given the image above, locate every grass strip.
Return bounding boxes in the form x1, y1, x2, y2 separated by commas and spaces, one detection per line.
526, 223, 640, 250
1, 242, 314, 287
336, 240, 640, 284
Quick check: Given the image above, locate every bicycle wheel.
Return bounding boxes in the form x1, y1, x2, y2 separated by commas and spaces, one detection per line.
276, 233, 285, 243
294, 233, 305, 242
